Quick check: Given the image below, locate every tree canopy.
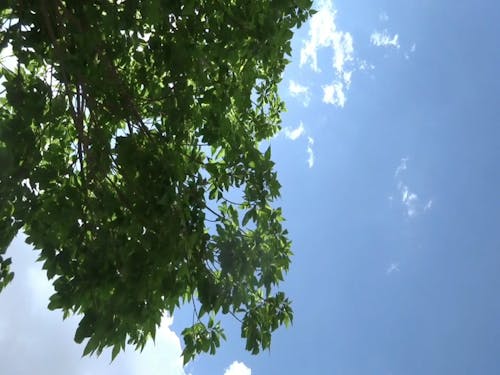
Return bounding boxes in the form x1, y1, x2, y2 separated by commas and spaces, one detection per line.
0, 0, 313, 363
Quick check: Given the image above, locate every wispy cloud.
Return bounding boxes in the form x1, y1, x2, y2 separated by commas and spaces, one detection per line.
289, 80, 311, 106
386, 262, 400, 275
404, 43, 417, 59
307, 137, 315, 168
358, 60, 375, 71
282, 125, 316, 169
393, 158, 432, 218
224, 361, 252, 375
399, 183, 419, 217
394, 157, 408, 178
299, 0, 354, 107
370, 30, 400, 49
322, 82, 346, 107
379, 11, 389, 22
283, 122, 305, 141
424, 199, 433, 211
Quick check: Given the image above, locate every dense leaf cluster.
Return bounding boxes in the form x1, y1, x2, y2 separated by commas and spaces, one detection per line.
0, 0, 313, 362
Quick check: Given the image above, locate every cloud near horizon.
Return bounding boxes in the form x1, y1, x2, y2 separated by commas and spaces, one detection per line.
0, 236, 188, 375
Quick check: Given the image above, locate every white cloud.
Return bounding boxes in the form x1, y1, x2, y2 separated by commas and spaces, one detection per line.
332, 32, 354, 75
299, 0, 355, 107
0, 236, 188, 375
283, 122, 305, 141
0, 44, 18, 88
288, 80, 311, 106
300, 0, 350, 72
386, 263, 400, 275
343, 70, 352, 87
299, 0, 354, 74
322, 82, 346, 107
224, 361, 252, 375
307, 137, 315, 168
289, 80, 309, 95
370, 30, 400, 48
130, 316, 186, 375
0, 44, 17, 71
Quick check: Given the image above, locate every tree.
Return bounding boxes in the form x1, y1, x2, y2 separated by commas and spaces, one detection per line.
0, 0, 314, 363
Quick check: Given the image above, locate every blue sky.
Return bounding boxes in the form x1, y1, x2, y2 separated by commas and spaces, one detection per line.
2, 0, 500, 374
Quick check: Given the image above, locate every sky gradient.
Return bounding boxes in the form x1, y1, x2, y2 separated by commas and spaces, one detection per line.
1, 0, 500, 374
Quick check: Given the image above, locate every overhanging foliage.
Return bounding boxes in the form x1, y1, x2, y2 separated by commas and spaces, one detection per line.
0, 0, 313, 363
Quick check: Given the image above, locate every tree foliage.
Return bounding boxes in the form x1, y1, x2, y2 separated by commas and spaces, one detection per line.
0, 0, 313, 363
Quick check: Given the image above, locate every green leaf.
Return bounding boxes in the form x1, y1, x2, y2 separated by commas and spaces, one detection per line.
242, 207, 255, 226
111, 344, 121, 362
82, 335, 99, 357
0, 0, 309, 362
